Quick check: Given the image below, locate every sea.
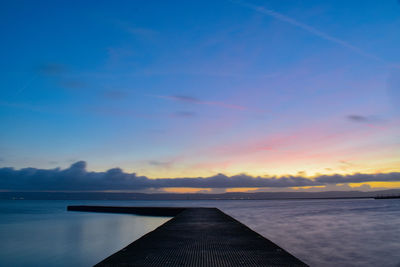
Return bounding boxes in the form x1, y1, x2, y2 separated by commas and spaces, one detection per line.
1, 198, 400, 267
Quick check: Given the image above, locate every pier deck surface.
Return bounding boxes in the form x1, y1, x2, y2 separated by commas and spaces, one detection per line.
68, 206, 308, 266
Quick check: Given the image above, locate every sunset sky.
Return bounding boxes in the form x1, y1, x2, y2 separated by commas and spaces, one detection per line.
1, 0, 400, 192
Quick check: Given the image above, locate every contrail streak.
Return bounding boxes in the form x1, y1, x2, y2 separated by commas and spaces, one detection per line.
16, 75, 37, 95
233, 0, 390, 64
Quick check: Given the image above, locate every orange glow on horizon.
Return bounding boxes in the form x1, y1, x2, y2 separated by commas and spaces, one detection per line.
291, 186, 325, 190
162, 187, 212, 193
349, 182, 400, 189
132, 117, 400, 179
225, 187, 260, 192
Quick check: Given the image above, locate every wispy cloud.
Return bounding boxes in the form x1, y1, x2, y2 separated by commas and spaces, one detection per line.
59, 80, 86, 89
346, 114, 386, 130
101, 89, 129, 100
126, 26, 158, 39
102, 90, 129, 100
148, 160, 175, 168
114, 20, 158, 39
37, 63, 68, 75
166, 95, 200, 103
154, 95, 247, 110
387, 70, 400, 111
347, 115, 370, 123
0, 101, 46, 112
171, 111, 197, 118
16, 62, 68, 95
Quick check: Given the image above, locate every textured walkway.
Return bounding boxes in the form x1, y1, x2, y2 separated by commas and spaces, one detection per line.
68, 206, 308, 266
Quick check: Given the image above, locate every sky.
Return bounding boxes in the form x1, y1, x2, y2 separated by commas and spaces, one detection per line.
1, 0, 400, 193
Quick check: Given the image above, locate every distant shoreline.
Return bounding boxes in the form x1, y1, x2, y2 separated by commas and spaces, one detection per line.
374, 195, 400, 199
1, 190, 400, 200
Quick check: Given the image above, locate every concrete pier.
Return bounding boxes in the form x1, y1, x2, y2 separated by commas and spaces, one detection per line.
67, 205, 185, 217
68, 206, 308, 266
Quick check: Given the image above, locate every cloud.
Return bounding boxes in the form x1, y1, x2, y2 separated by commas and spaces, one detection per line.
114, 20, 158, 39
338, 160, 355, 171
37, 63, 68, 75
102, 90, 128, 100
339, 160, 353, 166
315, 173, 400, 184
154, 95, 247, 110
171, 111, 197, 118
0, 101, 46, 112
148, 160, 174, 168
156, 95, 202, 104
347, 115, 369, 122
387, 70, 400, 111
59, 80, 86, 89
168, 95, 200, 103
1, 161, 400, 191
126, 27, 158, 39
346, 115, 384, 128
88, 106, 157, 119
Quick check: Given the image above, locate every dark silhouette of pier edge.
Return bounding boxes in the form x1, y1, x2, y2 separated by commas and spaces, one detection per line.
68, 205, 308, 266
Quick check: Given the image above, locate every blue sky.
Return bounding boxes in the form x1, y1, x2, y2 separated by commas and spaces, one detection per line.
1, 0, 400, 191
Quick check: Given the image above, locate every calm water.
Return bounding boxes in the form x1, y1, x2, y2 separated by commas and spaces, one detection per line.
1, 199, 400, 267
0, 200, 170, 267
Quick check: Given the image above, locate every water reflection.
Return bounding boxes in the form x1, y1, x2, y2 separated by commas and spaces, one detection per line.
0, 201, 170, 267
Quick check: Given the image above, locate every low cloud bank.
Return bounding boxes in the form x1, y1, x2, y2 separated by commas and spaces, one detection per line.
0, 161, 399, 191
